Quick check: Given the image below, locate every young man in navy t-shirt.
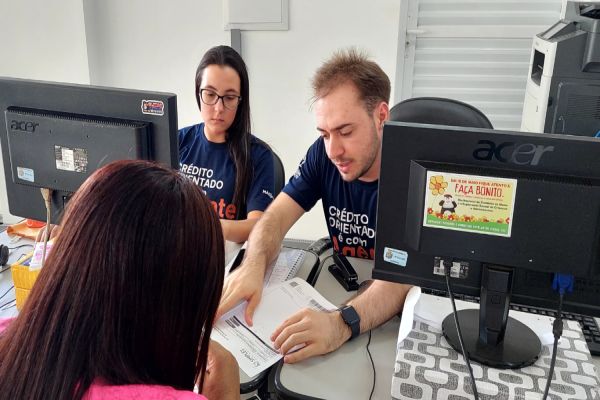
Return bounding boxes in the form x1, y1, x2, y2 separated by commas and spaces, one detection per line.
218, 49, 411, 363
282, 138, 378, 259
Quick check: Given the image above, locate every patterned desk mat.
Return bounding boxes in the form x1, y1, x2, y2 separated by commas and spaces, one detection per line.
393, 320, 600, 399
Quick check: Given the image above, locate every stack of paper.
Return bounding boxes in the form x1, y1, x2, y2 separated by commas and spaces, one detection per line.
212, 278, 336, 376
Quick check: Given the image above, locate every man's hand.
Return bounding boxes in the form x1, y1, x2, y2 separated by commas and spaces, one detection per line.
201, 340, 240, 400
270, 308, 351, 364
217, 261, 265, 325
217, 194, 305, 325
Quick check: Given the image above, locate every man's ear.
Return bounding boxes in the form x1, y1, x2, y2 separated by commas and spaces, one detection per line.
375, 101, 390, 128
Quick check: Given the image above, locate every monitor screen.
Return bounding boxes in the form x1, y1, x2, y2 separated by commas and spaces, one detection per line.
0, 77, 178, 222
373, 121, 600, 367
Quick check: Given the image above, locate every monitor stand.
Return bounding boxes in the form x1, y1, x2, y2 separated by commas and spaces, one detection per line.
441, 264, 542, 369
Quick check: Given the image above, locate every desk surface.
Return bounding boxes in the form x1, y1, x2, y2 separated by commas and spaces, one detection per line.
275, 255, 600, 400
276, 255, 399, 399
237, 245, 319, 393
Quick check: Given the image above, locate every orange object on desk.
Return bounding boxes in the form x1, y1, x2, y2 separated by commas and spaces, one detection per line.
6, 220, 45, 240
25, 219, 46, 228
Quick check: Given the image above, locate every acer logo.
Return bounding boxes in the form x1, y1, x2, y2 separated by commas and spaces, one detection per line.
473, 140, 554, 166
10, 120, 39, 133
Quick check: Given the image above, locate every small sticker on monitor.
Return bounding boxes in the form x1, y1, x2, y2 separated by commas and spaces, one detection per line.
17, 167, 34, 182
55, 145, 88, 173
141, 99, 164, 116
383, 247, 408, 267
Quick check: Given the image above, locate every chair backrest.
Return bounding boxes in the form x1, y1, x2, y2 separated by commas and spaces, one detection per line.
389, 97, 493, 129
272, 151, 285, 197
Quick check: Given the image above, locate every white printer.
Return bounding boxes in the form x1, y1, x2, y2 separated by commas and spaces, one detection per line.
521, 1, 600, 136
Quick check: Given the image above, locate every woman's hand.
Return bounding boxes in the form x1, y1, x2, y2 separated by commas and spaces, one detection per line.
35, 224, 60, 243
201, 340, 240, 400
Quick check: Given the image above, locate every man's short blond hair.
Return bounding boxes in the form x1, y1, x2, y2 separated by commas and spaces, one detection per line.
312, 48, 391, 114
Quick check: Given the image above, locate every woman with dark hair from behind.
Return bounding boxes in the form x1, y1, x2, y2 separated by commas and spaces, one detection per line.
179, 45, 275, 243
0, 160, 239, 400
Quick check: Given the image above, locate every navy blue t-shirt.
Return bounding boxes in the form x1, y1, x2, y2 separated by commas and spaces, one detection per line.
283, 138, 378, 259
178, 123, 274, 220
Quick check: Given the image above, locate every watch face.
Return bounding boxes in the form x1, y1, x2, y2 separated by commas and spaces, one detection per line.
341, 306, 360, 325
340, 306, 360, 340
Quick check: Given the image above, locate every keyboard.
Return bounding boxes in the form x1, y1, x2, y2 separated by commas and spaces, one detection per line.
421, 287, 600, 356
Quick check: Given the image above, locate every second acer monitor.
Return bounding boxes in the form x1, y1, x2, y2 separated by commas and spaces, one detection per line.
373, 121, 600, 368
0, 77, 179, 222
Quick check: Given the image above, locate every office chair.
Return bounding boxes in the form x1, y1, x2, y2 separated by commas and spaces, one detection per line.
389, 97, 493, 129
272, 151, 285, 197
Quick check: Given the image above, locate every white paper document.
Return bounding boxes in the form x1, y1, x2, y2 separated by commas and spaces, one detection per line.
224, 244, 306, 288
263, 247, 305, 288
406, 292, 556, 345
211, 278, 337, 377
396, 285, 421, 346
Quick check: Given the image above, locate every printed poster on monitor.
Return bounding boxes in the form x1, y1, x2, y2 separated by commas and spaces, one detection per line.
423, 171, 517, 237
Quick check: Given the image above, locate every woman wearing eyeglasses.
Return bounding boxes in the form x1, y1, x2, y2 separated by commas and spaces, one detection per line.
179, 45, 275, 243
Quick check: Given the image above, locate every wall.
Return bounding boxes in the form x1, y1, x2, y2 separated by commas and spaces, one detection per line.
0, 0, 90, 223
243, 0, 401, 239
80, 0, 401, 240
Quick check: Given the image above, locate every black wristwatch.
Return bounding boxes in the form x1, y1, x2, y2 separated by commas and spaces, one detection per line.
339, 305, 360, 340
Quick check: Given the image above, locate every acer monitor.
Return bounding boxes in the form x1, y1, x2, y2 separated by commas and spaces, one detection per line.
373, 121, 600, 368
0, 77, 178, 222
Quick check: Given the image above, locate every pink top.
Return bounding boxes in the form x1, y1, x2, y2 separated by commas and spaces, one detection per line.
0, 318, 12, 333
0, 318, 208, 400
83, 381, 207, 400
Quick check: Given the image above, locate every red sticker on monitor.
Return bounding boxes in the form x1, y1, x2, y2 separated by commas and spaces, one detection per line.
141, 100, 164, 116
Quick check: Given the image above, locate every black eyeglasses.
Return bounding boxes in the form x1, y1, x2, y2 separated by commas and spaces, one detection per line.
199, 89, 242, 110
